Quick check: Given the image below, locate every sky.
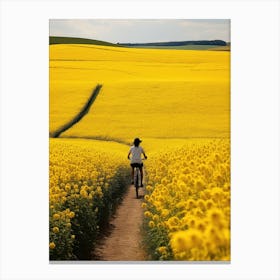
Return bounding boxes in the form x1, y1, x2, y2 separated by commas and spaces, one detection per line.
49, 19, 230, 43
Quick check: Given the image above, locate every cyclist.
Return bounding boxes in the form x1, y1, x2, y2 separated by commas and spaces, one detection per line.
127, 138, 147, 187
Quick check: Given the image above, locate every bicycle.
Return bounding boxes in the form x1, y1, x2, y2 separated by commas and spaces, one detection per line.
133, 159, 146, 199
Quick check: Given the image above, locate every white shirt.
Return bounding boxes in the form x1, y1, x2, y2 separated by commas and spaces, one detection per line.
129, 146, 145, 164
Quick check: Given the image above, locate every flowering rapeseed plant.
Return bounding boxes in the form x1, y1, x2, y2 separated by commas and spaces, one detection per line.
49, 138, 130, 260
143, 139, 230, 261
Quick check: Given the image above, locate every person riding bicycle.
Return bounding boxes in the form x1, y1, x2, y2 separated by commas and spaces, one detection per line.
127, 138, 147, 187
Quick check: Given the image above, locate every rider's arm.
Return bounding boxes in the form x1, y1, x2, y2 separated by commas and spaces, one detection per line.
127, 151, 131, 160
142, 149, 147, 159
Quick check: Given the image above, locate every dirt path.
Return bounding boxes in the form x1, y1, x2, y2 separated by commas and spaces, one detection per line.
92, 185, 147, 261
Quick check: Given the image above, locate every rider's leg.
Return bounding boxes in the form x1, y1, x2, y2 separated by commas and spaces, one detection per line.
140, 167, 143, 186
131, 166, 134, 184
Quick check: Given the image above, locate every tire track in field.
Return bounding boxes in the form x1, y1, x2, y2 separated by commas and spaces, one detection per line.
50, 84, 102, 138
92, 185, 147, 261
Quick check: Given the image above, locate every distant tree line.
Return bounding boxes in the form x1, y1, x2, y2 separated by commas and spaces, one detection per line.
118, 40, 227, 47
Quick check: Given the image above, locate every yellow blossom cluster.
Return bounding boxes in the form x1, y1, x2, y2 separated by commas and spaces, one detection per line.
49, 138, 130, 260
49, 207, 76, 258
143, 138, 230, 261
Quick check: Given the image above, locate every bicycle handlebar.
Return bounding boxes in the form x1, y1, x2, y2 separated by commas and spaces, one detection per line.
127, 157, 147, 160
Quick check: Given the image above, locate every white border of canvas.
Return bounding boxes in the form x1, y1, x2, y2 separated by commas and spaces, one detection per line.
0, 0, 279, 279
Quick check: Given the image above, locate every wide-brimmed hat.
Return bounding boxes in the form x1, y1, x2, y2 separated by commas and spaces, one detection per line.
133, 138, 142, 145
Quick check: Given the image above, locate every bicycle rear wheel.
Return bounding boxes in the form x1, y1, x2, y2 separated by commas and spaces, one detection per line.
134, 168, 139, 199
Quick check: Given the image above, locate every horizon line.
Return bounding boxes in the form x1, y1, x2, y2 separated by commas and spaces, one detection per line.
49, 35, 231, 44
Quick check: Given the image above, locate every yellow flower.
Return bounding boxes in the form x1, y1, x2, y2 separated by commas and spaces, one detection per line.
186, 199, 196, 210
71, 235, 75, 239
196, 221, 206, 232
53, 213, 60, 220
205, 226, 223, 246
170, 229, 203, 256
161, 178, 168, 185
158, 246, 167, 254
161, 209, 169, 218
152, 214, 160, 222
141, 202, 147, 209
52, 227, 59, 233
207, 208, 223, 224
68, 211, 75, 218
170, 231, 191, 252
197, 199, 206, 211
195, 178, 205, 191
49, 242, 56, 249
223, 183, 230, 191
149, 221, 155, 228
157, 222, 165, 228
80, 189, 88, 198
144, 211, 152, 218
189, 217, 196, 228
167, 216, 179, 227
194, 208, 204, 218
205, 199, 214, 210
146, 185, 153, 192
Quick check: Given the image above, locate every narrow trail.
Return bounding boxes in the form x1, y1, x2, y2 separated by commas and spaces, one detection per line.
93, 185, 147, 261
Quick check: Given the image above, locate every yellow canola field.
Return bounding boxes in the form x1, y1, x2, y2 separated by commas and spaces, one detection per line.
49, 44, 230, 261
50, 44, 229, 83
49, 44, 230, 140
49, 138, 130, 260
143, 138, 230, 261
62, 80, 229, 140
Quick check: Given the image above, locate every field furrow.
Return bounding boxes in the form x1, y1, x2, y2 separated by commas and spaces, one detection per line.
51, 84, 102, 137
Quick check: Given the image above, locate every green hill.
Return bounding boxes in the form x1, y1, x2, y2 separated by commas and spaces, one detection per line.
49, 36, 120, 47
49, 36, 230, 51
